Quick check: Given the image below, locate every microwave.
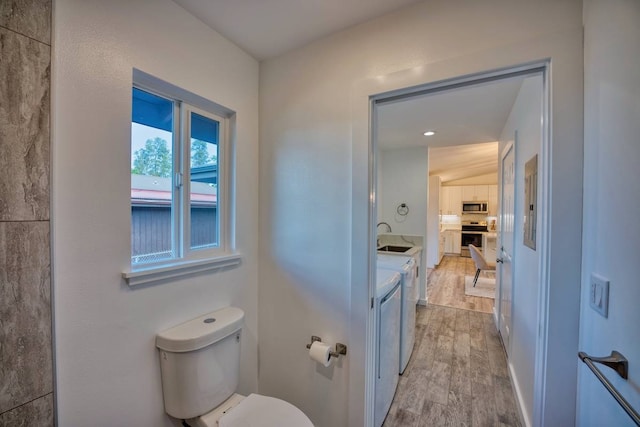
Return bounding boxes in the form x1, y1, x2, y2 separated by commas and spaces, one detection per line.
462, 201, 488, 214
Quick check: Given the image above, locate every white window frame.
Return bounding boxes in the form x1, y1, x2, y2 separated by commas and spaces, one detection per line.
123, 71, 240, 286
180, 105, 228, 259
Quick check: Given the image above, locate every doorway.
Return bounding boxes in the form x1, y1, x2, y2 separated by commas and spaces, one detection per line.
368, 64, 547, 426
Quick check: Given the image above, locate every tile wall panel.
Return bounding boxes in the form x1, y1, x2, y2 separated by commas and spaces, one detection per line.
0, 222, 52, 414
0, 0, 51, 44
0, 393, 53, 427
0, 26, 50, 222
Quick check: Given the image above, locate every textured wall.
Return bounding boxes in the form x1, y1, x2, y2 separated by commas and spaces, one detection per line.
0, 0, 53, 425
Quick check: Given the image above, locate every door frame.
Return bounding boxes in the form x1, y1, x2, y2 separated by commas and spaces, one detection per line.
361, 61, 551, 426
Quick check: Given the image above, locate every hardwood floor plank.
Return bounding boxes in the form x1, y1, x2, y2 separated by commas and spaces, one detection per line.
444, 389, 472, 427
453, 331, 471, 358
440, 309, 457, 338
382, 406, 420, 427
469, 348, 493, 386
469, 327, 487, 352
397, 366, 430, 414
420, 399, 448, 426
493, 375, 522, 427
455, 309, 471, 332
423, 360, 451, 406
486, 336, 509, 379
471, 381, 498, 427
450, 353, 472, 396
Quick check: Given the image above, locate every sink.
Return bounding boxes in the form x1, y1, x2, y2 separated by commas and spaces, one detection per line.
377, 245, 412, 253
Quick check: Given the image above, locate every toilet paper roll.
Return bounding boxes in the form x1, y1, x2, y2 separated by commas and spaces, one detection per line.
309, 341, 333, 367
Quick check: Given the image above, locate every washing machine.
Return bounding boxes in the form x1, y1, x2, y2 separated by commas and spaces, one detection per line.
377, 254, 418, 374
374, 268, 401, 427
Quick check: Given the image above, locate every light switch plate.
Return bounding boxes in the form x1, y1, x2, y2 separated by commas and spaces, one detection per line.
589, 273, 609, 318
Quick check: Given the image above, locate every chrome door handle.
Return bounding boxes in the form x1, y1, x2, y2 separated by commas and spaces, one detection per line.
496, 258, 503, 263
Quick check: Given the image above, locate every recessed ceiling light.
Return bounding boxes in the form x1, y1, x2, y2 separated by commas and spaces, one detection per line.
423, 130, 436, 136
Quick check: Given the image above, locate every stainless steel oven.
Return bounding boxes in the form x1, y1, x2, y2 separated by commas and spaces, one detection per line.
461, 222, 488, 257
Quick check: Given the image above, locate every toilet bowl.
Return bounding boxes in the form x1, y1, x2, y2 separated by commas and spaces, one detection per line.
191, 393, 312, 427
156, 307, 313, 427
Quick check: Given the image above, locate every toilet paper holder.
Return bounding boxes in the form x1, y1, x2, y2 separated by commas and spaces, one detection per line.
306, 336, 347, 358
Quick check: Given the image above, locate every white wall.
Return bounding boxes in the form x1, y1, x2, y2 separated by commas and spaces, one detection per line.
379, 147, 428, 235
579, 1, 640, 425
52, 1, 259, 425
258, 1, 583, 425
497, 76, 543, 425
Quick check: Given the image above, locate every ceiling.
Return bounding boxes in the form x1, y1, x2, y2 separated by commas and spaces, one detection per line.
171, 0, 525, 183
428, 142, 499, 183
173, 0, 424, 60
377, 76, 525, 182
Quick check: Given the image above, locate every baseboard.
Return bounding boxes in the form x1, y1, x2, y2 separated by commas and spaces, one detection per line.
508, 361, 532, 427
493, 307, 499, 327
417, 298, 427, 306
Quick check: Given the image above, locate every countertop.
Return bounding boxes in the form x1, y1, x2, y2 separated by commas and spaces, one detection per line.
376, 245, 422, 257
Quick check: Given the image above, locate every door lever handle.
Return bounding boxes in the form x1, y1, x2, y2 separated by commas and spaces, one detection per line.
496, 258, 503, 263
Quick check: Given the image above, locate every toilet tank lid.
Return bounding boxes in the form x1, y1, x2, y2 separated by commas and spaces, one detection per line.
156, 307, 245, 353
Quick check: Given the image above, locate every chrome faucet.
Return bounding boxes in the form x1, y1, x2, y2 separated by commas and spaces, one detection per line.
377, 222, 392, 233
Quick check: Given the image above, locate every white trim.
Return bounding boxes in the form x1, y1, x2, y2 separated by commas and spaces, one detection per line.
509, 360, 533, 427
364, 61, 551, 427
131, 71, 236, 274
122, 253, 242, 287
182, 104, 229, 258
532, 63, 552, 427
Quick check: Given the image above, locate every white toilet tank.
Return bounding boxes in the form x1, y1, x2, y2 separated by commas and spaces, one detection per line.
156, 307, 244, 420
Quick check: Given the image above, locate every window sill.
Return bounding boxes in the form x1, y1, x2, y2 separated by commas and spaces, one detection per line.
122, 253, 242, 287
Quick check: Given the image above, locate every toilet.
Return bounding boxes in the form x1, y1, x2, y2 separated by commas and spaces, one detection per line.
156, 306, 313, 426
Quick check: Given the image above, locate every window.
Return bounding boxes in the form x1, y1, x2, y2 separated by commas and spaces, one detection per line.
129, 84, 234, 277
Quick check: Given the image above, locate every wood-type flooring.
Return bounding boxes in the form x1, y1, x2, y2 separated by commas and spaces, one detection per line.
382, 304, 522, 427
426, 255, 495, 314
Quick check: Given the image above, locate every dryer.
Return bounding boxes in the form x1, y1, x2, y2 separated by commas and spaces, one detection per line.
377, 254, 418, 374
374, 268, 401, 427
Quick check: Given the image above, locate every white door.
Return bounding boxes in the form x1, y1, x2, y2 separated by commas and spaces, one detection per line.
498, 140, 515, 354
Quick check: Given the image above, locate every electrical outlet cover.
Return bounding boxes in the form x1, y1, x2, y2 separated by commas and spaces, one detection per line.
589, 273, 609, 318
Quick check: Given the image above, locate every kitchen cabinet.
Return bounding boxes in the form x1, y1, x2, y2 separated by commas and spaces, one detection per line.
462, 185, 489, 202
462, 186, 475, 201
475, 185, 489, 202
488, 185, 498, 215
443, 230, 461, 254
452, 231, 461, 254
443, 231, 453, 253
440, 187, 449, 214
440, 186, 462, 215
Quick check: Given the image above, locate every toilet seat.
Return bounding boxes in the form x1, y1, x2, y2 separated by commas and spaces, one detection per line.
219, 394, 313, 427
218, 394, 313, 427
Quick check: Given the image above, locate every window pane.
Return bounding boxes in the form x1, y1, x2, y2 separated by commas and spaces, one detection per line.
189, 112, 219, 250
131, 88, 175, 264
